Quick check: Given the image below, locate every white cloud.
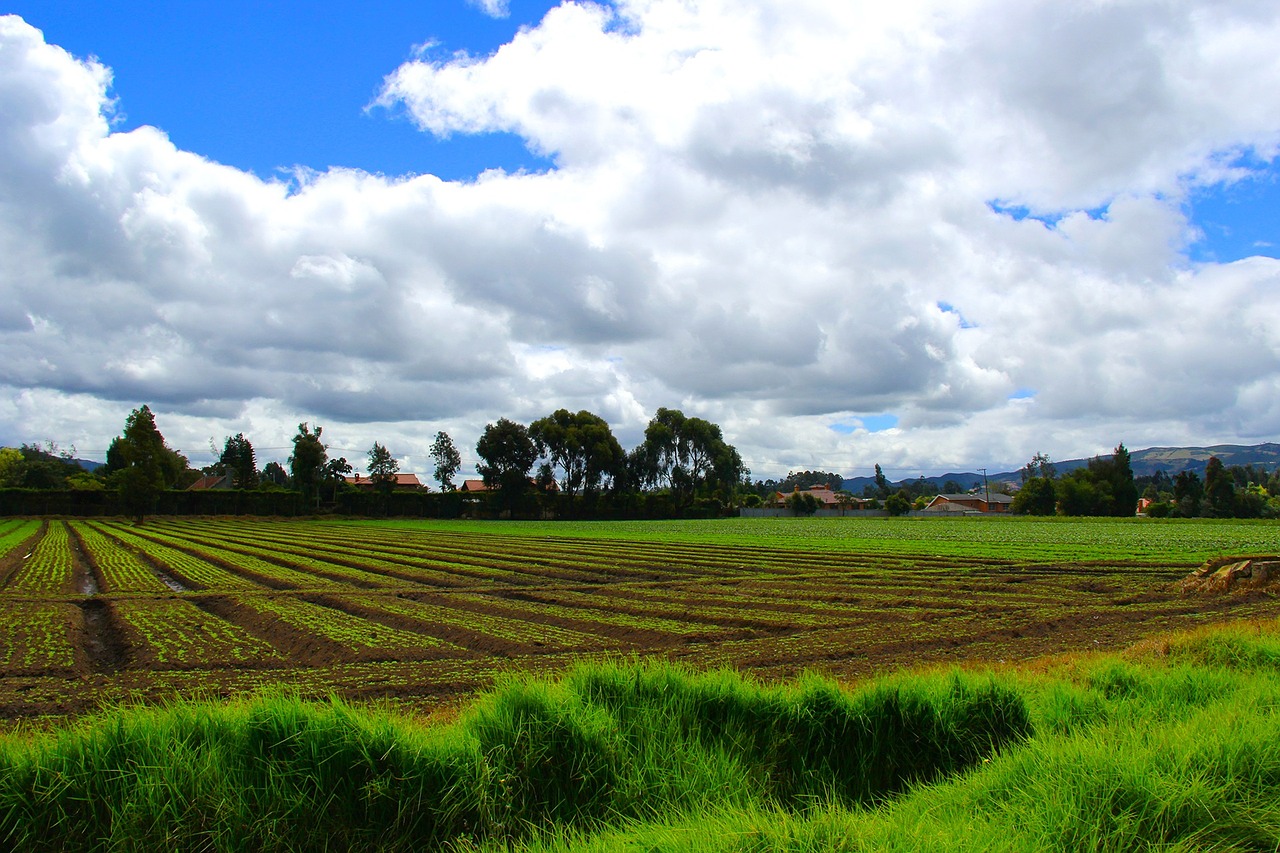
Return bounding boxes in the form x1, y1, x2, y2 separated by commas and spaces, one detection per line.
466, 0, 510, 19
2, 5, 1280, 482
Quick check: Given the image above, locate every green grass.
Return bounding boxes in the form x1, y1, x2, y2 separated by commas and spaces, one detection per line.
7, 619, 1280, 851
0, 661, 1028, 851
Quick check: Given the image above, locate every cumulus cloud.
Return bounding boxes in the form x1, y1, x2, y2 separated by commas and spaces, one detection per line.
1, 3, 1280, 480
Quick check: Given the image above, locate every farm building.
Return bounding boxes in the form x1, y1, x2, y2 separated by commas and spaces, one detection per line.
186, 474, 232, 491
921, 493, 1013, 513
342, 473, 425, 491
460, 478, 557, 492
769, 485, 870, 509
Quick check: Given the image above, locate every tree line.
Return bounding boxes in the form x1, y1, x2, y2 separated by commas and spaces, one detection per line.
285, 406, 748, 512
1010, 445, 1280, 519
0, 404, 749, 521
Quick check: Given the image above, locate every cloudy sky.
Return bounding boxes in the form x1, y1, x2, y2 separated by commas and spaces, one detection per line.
2, 1, 1278, 482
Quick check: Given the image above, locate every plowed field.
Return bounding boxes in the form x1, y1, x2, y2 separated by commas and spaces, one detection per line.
0, 516, 1275, 725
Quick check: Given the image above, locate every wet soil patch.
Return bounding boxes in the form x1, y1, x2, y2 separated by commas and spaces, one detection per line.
78, 599, 131, 674
67, 525, 102, 596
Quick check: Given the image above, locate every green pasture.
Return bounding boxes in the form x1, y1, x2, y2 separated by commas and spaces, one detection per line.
353, 515, 1277, 565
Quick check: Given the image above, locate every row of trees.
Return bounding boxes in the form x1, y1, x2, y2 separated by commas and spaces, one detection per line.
1012, 444, 1140, 517
0, 404, 748, 521
1011, 445, 1280, 518
281, 406, 747, 512
1143, 458, 1280, 519
10, 409, 1276, 521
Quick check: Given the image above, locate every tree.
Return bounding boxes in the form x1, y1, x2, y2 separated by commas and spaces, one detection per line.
289, 423, 327, 503
632, 408, 745, 505
1055, 470, 1108, 517
0, 447, 22, 487
529, 409, 626, 497
476, 418, 538, 498
1173, 470, 1203, 517
1021, 452, 1056, 482
785, 491, 819, 515
633, 407, 686, 491
322, 456, 352, 503
113, 405, 186, 523
9, 443, 83, 489
885, 489, 912, 516
1053, 445, 1136, 517
367, 442, 400, 496
1109, 443, 1139, 517
873, 464, 890, 498
1203, 456, 1235, 518
220, 433, 258, 489
1011, 476, 1056, 515
261, 461, 290, 488
777, 470, 843, 492
430, 431, 462, 491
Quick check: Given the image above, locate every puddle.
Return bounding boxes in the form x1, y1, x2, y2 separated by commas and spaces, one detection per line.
155, 571, 187, 592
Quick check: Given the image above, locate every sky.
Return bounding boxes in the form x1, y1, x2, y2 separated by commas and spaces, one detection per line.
1, 0, 1279, 482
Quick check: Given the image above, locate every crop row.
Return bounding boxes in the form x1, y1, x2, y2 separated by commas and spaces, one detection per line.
3, 520, 76, 595
171, 520, 567, 586
515, 589, 720, 636
70, 522, 171, 594
104, 523, 346, 590
341, 593, 602, 650
0, 519, 40, 560
0, 601, 81, 672
157, 520, 502, 588
233, 595, 446, 655
325, 523, 800, 580
184, 533, 397, 588
175, 518, 752, 584
111, 599, 283, 668
93, 523, 262, 590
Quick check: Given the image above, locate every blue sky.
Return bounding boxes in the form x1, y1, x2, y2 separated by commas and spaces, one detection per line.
8, 0, 560, 181
2, 1, 1279, 479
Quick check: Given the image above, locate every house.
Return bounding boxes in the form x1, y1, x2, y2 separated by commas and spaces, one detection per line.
921, 493, 1014, 514
187, 474, 233, 491
342, 473, 425, 491
770, 484, 869, 509
459, 477, 557, 493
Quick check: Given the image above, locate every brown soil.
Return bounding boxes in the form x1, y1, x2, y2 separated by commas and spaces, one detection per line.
3, 542, 1280, 729
1179, 556, 1280, 595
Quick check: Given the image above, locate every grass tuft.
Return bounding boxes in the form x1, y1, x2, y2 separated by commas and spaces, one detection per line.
0, 663, 1027, 851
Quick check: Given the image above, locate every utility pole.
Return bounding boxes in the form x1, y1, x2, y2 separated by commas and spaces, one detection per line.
979, 467, 990, 510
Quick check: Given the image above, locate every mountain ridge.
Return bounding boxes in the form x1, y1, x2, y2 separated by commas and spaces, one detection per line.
841, 442, 1280, 493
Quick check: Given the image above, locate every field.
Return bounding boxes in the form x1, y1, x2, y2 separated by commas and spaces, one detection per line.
0, 515, 1275, 725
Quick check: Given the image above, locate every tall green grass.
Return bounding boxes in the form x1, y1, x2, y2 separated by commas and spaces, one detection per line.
489, 641, 1280, 853
0, 663, 1027, 851
8, 620, 1280, 852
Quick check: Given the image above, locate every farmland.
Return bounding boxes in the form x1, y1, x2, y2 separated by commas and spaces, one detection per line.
0, 515, 1275, 725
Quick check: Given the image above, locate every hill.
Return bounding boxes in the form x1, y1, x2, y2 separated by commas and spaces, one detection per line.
846, 442, 1280, 492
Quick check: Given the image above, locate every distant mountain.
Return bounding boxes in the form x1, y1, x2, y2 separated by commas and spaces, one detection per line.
75, 458, 103, 472
844, 442, 1280, 493
1123, 443, 1280, 477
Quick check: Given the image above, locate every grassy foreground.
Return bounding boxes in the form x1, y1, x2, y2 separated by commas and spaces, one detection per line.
5, 616, 1280, 851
